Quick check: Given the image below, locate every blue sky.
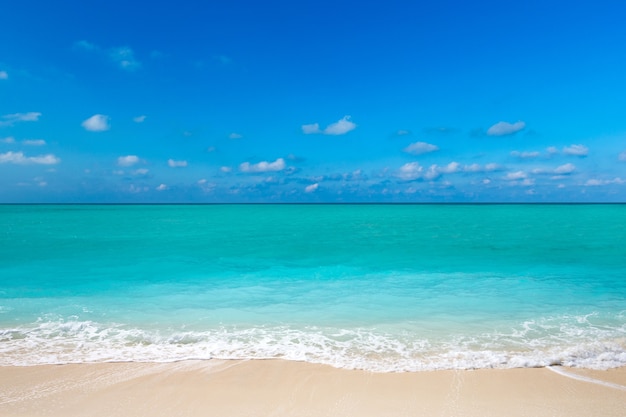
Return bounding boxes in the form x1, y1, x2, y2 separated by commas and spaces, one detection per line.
1, 0, 625, 202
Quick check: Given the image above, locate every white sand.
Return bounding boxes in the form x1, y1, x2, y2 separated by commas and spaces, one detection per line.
1, 361, 625, 416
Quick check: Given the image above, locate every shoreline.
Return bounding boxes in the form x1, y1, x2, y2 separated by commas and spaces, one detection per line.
1, 360, 625, 416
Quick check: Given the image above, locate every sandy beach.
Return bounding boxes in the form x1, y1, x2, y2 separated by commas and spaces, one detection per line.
1, 361, 624, 417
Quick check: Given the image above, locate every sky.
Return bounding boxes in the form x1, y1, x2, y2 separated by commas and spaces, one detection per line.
1, 0, 626, 202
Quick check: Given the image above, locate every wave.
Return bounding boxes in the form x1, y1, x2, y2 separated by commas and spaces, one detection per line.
1, 315, 625, 371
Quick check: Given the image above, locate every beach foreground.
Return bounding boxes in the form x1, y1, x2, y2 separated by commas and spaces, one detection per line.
1, 361, 625, 417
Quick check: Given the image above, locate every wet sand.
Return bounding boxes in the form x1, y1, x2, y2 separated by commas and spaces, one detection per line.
1, 360, 625, 417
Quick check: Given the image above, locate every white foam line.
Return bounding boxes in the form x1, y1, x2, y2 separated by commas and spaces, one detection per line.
546, 366, 626, 392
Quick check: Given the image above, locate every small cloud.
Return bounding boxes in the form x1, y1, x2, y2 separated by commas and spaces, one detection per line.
585, 178, 625, 186
487, 121, 526, 136
239, 158, 285, 173
206, 146, 216, 153
133, 168, 149, 175
403, 141, 439, 155
0, 112, 42, 127
133, 115, 147, 123
1, 136, 15, 144
302, 116, 356, 136
305, 183, 319, 193
168, 159, 188, 168
546, 146, 559, 155
82, 114, 110, 132
439, 162, 460, 173
397, 162, 423, 180
505, 171, 527, 180
563, 144, 588, 156
0, 71, 7, 80
619, 151, 626, 161
228, 132, 243, 139
553, 163, 576, 174
482, 179, 491, 185
302, 123, 321, 134
22, 139, 46, 146
109, 46, 140, 71
511, 150, 540, 159
324, 116, 356, 135
75, 41, 141, 71
0, 151, 60, 165
396, 129, 412, 136
156, 184, 168, 191
117, 155, 139, 166
220, 166, 232, 173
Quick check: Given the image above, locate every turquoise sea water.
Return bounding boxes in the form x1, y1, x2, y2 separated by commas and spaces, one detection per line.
1, 204, 625, 371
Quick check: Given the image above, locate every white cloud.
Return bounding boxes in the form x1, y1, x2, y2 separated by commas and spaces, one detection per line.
511, 150, 540, 159
168, 159, 188, 168
505, 171, 527, 180
109, 46, 140, 70
117, 155, 139, 166
439, 162, 460, 173
0, 112, 42, 127
618, 151, 626, 161
397, 162, 423, 180
23, 139, 46, 146
1, 136, 15, 144
239, 158, 285, 173
482, 179, 491, 185
546, 146, 559, 154
553, 163, 576, 174
0, 151, 60, 165
228, 133, 243, 139
220, 166, 232, 173
563, 144, 588, 156
396, 129, 411, 136
156, 184, 168, 191
403, 141, 439, 155
423, 162, 462, 180
129, 185, 149, 193
324, 116, 356, 135
82, 114, 110, 132
302, 116, 357, 136
305, 183, 319, 193
585, 178, 625, 186
485, 163, 501, 171
487, 121, 526, 136
133, 115, 147, 123
302, 123, 321, 134
133, 168, 149, 175
0, 71, 7, 80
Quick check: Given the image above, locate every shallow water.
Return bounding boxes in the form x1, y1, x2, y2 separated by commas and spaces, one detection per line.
1, 204, 625, 371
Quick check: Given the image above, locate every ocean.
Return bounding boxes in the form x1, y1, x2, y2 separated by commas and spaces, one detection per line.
1, 204, 625, 371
